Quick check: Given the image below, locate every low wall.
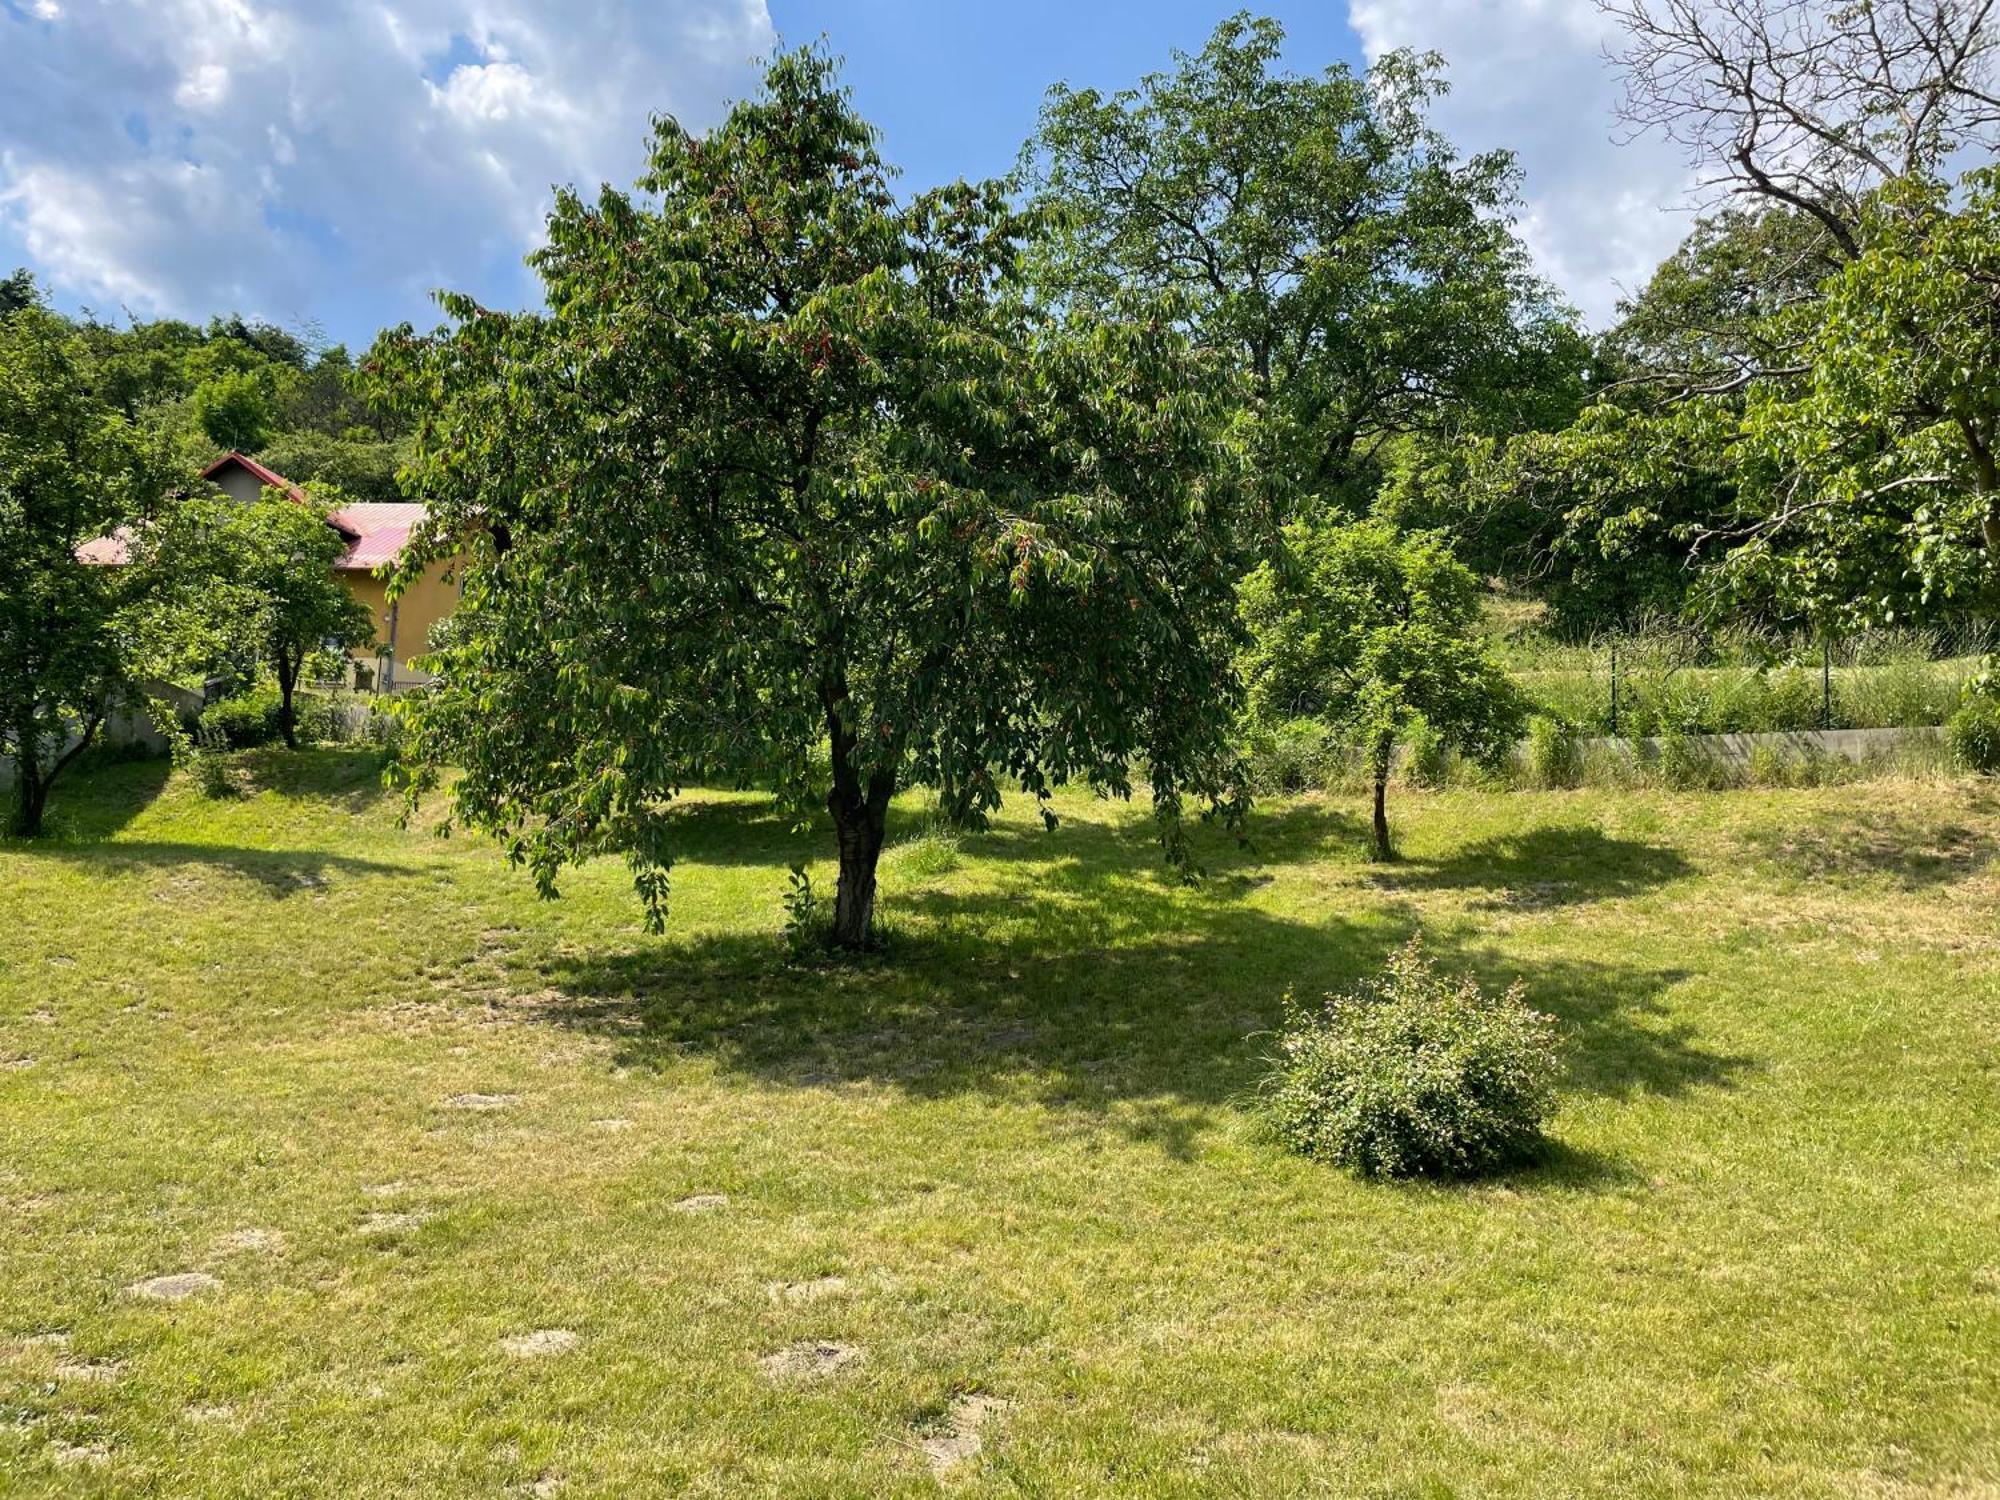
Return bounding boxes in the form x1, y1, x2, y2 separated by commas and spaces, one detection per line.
0, 682, 197, 792
1578, 725, 1941, 763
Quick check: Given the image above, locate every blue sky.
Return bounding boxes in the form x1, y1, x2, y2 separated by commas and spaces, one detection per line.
0, 1, 1697, 348
768, 1, 1364, 192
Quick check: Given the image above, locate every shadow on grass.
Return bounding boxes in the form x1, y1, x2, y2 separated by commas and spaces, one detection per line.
657, 792, 1363, 876
1379, 825, 1694, 909
236, 744, 395, 812
10, 839, 418, 895
26, 751, 174, 840
522, 800, 1743, 1166
1734, 801, 1998, 890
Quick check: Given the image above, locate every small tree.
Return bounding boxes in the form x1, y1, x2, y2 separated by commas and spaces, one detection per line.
0, 308, 177, 835
217, 490, 375, 748
1240, 520, 1523, 860
369, 48, 1252, 949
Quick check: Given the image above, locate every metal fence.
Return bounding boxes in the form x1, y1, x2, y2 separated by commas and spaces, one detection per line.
1498, 622, 1995, 736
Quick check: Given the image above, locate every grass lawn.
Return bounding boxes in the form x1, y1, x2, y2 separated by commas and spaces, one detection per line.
3, 749, 1998, 1497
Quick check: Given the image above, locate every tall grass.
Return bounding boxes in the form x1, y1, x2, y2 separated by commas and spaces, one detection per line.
1513, 658, 1972, 734
1496, 621, 1989, 734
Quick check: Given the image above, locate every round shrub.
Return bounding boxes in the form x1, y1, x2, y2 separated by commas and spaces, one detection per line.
1264, 937, 1562, 1179
198, 684, 286, 749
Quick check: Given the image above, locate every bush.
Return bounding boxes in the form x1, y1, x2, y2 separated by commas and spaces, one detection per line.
1521, 714, 1581, 789
198, 683, 286, 749
197, 682, 347, 749
1244, 718, 1345, 794
893, 826, 963, 878
1947, 698, 2000, 773
1402, 717, 1451, 788
1263, 937, 1562, 1179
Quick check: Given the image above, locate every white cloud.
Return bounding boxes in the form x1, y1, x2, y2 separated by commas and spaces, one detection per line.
0, 0, 774, 338
1346, 0, 1698, 327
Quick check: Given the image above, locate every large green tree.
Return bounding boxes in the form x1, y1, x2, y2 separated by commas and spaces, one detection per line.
1711, 171, 2000, 623
1022, 13, 1585, 518
0, 308, 177, 836
369, 48, 1253, 949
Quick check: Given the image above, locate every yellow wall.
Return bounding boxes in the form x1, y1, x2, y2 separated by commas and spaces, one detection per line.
341, 562, 461, 689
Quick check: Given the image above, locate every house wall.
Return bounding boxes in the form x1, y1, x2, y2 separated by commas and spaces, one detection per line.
213, 466, 265, 504
341, 561, 461, 688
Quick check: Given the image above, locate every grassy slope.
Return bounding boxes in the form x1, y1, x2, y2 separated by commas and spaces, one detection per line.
2, 751, 1996, 1498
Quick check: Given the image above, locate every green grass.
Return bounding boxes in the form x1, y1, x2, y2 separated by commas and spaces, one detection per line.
4, 749, 1998, 1497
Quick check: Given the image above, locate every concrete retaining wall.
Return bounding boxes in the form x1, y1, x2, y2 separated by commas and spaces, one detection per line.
0, 681, 198, 792
1578, 725, 1941, 763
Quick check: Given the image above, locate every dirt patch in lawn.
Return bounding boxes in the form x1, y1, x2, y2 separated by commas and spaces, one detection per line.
357, 1211, 429, 1235
768, 1275, 849, 1304
918, 1394, 1011, 1477
53, 1359, 125, 1384
672, 1194, 728, 1213
440, 1092, 518, 1111
759, 1341, 863, 1382
213, 1228, 285, 1256
127, 1271, 220, 1301
502, 1328, 580, 1359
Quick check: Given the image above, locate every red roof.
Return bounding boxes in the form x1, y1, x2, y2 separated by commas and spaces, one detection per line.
77, 527, 134, 566
201, 450, 307, 502
326, 503, 426, 571
79, 455, 422, 570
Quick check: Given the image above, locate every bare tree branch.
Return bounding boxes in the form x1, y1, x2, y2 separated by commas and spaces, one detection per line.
1601, 0, 2000, 248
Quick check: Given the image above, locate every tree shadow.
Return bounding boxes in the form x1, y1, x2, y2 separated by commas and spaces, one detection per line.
236, 745, 395, 813
11, 839, 419, 896
655, 792, 1365, 877
518, 801, 1742, 1171
1378, 825, 1694, 909
18, 751, 174, 841
1734, 807, 1997, 891
1421, 943, 1745, 1100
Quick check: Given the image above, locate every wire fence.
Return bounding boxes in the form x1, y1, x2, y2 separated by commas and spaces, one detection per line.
1495, 622, 1995, 736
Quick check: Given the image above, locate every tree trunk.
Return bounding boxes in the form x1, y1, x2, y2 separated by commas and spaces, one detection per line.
1371, 772, 1392, 862
1369, 732, 1395, 862
277, 654, 298, 751
828, 778, 891, 950
8, 760, 46, 839
8, 707, 45, 838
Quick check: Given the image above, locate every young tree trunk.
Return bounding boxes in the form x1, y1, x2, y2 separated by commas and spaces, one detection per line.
7, 701, 44, 837
1369, 732, 1395, 862
276, 652, 299, 751
828, 775, 892, 949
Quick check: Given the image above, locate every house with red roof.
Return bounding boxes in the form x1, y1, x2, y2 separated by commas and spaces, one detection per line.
85, 453, 460, 690
202, 453, 459, 690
